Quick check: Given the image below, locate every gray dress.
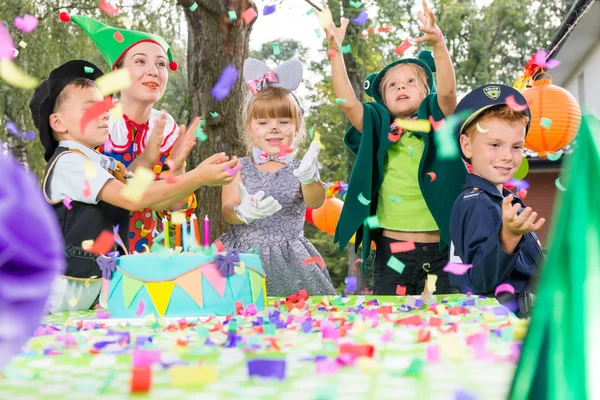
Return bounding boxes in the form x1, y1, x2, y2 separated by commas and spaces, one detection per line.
217, 157, 336, 297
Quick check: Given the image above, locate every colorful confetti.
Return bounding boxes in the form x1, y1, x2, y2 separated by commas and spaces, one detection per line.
505, 94, 529, 112
393, 40, 412, 56
357, 192, 371, 205
263, 5, 276, 15
228, 10, 237, 21
547, 150, 563, 161
0, 59, 39, 89
494, 283, 515, 296
443, 262, 473, 275
13, 14, 38, 33
211, 64, 239, 101
540, 117, 552, 129
389, 241, 416, 253
189, 2, 198, 11
98, 0, 120, 16
387, 256, 405, 274
426, 172, 436, 182
272, 43, 280, 56
241, 8, 258, 24
394, 118, 431, 133
350, 10, 368, 25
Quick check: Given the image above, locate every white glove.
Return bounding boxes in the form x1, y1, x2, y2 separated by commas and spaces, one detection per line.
234, 183, 282, 224
293, 140, 321, 185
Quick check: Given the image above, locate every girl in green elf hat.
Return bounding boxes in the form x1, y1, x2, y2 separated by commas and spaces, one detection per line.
321, 1, 466, 296
63, 13, 205, 253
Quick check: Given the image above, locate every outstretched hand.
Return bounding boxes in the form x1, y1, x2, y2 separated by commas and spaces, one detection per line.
414, 0, 443, 46
501, 194, 546, 236
235, 183, 282, 224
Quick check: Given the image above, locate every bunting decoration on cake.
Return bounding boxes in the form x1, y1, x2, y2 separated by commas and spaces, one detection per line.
201, 263, 227, 297
122, 274, 144, 308
145, 281, 176, 316
174, 268, 204, 308
249, 270, 264, 303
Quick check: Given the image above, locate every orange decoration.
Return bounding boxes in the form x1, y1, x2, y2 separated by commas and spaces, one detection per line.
311, 196, 344, 236
522, 71, 581, 157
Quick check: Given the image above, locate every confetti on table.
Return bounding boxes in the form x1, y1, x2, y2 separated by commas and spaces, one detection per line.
89, 230, 115, 255
350, 10, 368, 25
390, 241, 415, 253
272, 43, 280, 56
189, 2, 198, 11
302, 257, 326, 270
505, 94, 528, 112
96, 68, 132, 96
135, 300, 145, 317
388, 195, 402, 202
443, 262, 473, 275
228, 10, 237, 20
387, 256, 405, 274
14, 14, 38, 33
349, 0, 362, 7
394, 118, 431, 133
540, 117, 552, 129
170, 366, 217, 387
63, 197, 72, 210
427, 172, 436, 182
211, 64, 239, 101
394, 40, 412, 56
357, 192, 371, 205
547, 150, 563, 161
494, 283, 515, 296
454, 389, 478, 400
364, 215, 380, 229
80, 97, 114, 134
341, 44, 352, 54
344, 276, 357, 293
263, 4, 276, 15
242, 8, 258, 24
555, 177, 566, 191
130, 366, 151, 393
476, 122, 488, 133
396, 285, 407, 295
327, 49, 337, 58
99, 0, 120, 16
404, 358, 425, 377
121, 166, 155, 202
0, 59, 39, 89
534, 49, 561, 70
113, 31, 124, 42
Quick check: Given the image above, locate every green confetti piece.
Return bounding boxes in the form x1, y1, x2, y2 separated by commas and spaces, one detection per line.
195, 126, 208, 142
335, 98, 347, 104
404, 358, 425, 377
263, 322, 276, 335
540, 117, 552, 129
200, 119, 207, 127
388, 196, 402, 203
83, 66, 94, 74
189, 2, 198, 11
341, 44, 352, 54
309, 128, 314, 139
364, 215, 380, 229
387, 256, 405, 274
306, 9, 315, 15
349, 0, 363, 7
210, 112, 219, 118
315, 28, 322, 38
555, 177, 566, 191
228, 10, 237, 20
272, 43, 280, 56
408, 145, 414, 158
513, 157, 529, 180
358, 192, 371, 205
547, 150, 563, 161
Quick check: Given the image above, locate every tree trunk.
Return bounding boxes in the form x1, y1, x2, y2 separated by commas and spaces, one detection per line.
177, 0, 257, 241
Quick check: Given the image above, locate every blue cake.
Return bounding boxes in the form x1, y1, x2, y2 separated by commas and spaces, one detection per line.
104, 250, 267, 318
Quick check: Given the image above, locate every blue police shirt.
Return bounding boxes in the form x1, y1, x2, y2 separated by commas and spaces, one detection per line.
449, 174, 544, 295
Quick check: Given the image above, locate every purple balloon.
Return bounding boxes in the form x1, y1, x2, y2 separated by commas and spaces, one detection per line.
0, 152, 65, 367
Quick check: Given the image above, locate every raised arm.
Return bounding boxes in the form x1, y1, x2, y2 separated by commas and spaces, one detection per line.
414, 0, 456, 117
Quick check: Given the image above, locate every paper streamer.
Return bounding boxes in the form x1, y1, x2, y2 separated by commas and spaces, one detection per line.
443, 262, 473, 275
0, 59, 39, 89
394, 118, 431, 133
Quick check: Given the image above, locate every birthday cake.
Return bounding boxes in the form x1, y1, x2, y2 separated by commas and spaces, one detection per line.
103, 249, 267, 318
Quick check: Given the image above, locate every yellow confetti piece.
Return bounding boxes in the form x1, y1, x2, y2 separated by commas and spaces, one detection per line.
84, 161, 96, 178
170, 365, 217, 387
12, 48, 19, 58
234, 261, 246, 275
81, 239, 94, 250
313, 132, 325, 149
315, 5, 334, 29
351, 319, 367, 335
18, 41, 27, 49
68, 296, 79, 308
439, 335, 466, 360
171, 211, 186, 225
121, 166, 155, 202
426, 274, 437, 293
393, 118, 431, 133
355, 357, 381, 374
95, 68, 132, 96
0, 59, 39, 89
435, 304, 447, 315
109, 102, 123, 120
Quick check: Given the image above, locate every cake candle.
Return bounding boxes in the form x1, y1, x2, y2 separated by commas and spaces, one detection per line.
163, 217, 170, 248
175, 223, 181, 248
190, 214, 199, 247
204, 215, 210, 248
182, 219, 188, 252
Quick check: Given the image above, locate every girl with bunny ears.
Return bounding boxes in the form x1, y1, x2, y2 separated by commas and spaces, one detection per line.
217, 58, 336, 297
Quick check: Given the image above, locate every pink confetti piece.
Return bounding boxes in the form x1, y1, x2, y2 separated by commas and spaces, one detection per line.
443, 262, 473, 275
135, 299, 145, 317
494, 283, 515, 296
241, 7, 258, 24
302, 257, 326, 270
396, 285, 406, 295
389, 241, 415, 253
353, 258, 363, 271
381, 330, 393, 342
427, 172, 436, 182
0, 24, 16, 60
394, 40, 412, 56
63, 197, 72, 210
534, 49, 561, 70
80, 97, 114, 134
95, 309, 111, 319
102, 139, 113, 153
505, 94, 528, 112
14, 14, 38, 34
98, 0, 120, 16
225, 162, 242, 175
427, 345, 440, 363
428, 115, 445, 130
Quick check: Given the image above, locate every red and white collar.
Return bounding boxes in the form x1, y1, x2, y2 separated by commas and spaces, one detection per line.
107, 109, 178, 155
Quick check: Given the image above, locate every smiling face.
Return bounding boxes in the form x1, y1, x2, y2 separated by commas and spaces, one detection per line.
118, 41, 169, 104
461, 112, 528, 191
50, 81, 109, 149
380, 63, 429, 118
245, 87, 304, 155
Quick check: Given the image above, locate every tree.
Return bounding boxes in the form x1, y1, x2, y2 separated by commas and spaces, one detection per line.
176, 0, 257, 241
249, 39, 308, 64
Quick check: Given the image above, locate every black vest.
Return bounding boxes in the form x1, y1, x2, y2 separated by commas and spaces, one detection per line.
43, 147, 130, 278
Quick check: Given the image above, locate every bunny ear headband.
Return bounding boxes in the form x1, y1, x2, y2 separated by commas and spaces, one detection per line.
243, 58, 303, 95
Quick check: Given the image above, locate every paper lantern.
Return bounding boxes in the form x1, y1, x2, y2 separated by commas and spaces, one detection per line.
522, 72, 581, 157
312, 197, 343, 236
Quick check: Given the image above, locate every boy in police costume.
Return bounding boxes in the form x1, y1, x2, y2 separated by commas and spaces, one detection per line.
448, 84, 546, 317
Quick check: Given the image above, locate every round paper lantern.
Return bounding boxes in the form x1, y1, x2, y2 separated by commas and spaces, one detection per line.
305, 207, 314, 224
312, 197, 344, 236
522, 72, 581, 157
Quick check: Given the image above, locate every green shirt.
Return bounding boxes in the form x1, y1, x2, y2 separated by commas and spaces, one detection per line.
334, 94, 467, 261
377, 132, 438, 231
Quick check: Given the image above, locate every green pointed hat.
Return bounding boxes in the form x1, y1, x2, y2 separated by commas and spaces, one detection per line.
62, 13, 178, 72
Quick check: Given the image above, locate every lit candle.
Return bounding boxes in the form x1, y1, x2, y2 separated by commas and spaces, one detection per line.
204, 215, 210, 248
163, 217, 170, 248
190, 214, 199, 247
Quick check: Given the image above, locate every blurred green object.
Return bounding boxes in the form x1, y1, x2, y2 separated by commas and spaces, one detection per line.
510, 114, 600, 399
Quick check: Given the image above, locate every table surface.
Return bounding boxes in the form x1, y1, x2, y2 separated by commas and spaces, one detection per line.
0, 295, 525, 400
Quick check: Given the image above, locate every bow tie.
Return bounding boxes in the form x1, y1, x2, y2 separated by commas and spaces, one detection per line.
252, 147, 293, 165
